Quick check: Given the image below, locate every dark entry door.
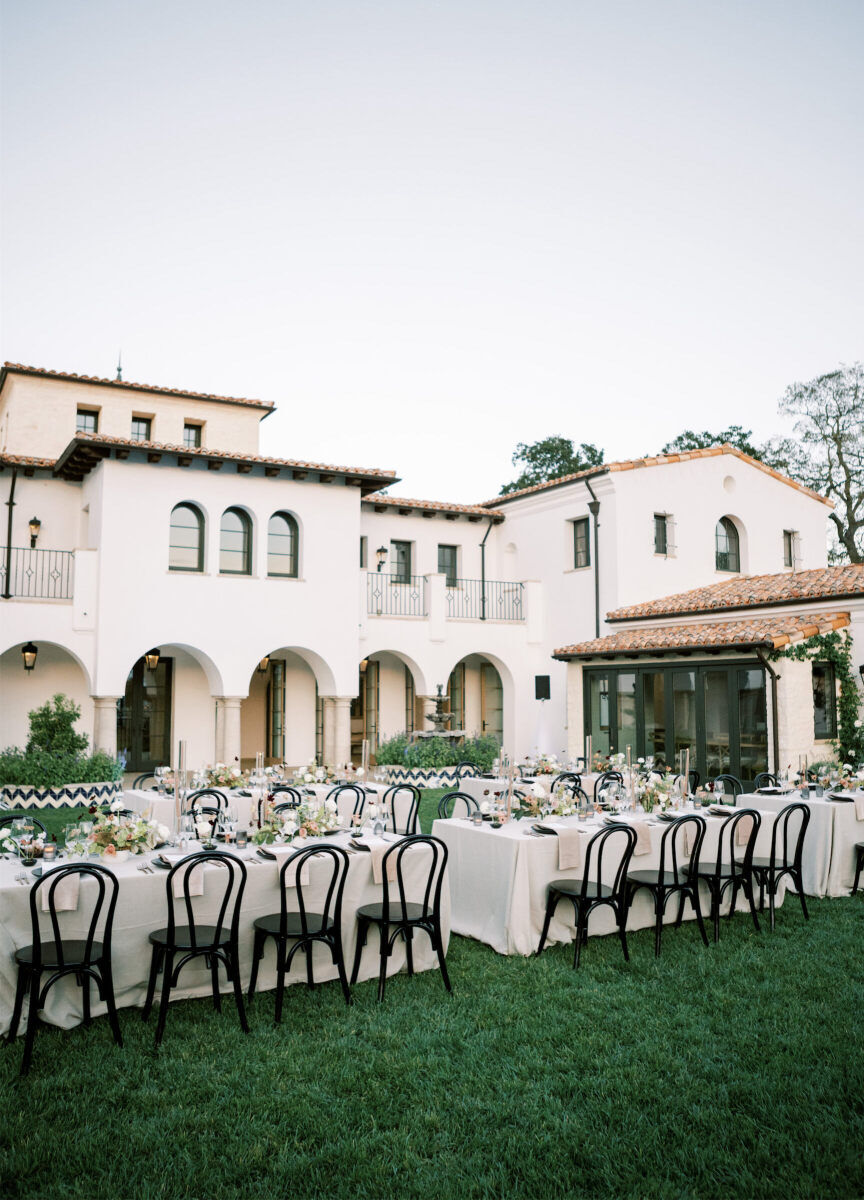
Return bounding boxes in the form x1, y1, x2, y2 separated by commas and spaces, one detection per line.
117, 657, 173, 771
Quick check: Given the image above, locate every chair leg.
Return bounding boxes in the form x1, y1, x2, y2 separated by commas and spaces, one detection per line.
101, 962, 124, 1048
210, 953, 222, 1013
81, 972, 91, 1028
617, 909, 630, 963
852, 851, 863, 896
304, 943, 316, 991
711, 884, 721, 944
653, 893, 664, 958
796, 874, 809, 922
142, 945, 162, 1020
248, 929, 266, 1001
230, 942, 249, 1033
20, 971, 41, 1076
274, 940, 288, 1025
573, 912, 586, 969
376, 923, 389, 1002
433, 925, 452, 993
744, 878, 761, 933
154, 950, 175, 1046
673, 893, 686, 929
726, 879, 739, 923
7, 966, 28, 1043
350, 919, 368, 985
331, 938, 352, 1005
536, 894, 557, 955
404, 927, 415, 977
691, 888, 709, 947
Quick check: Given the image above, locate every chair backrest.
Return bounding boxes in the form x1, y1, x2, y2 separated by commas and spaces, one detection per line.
187, 788, 227, 812
0, 814, 48, 836
580, 823, 637, 901
278, 845, 349, 939
657, 814, 706, 884
327, 783, 366, 817
132, 773, 158, 790
712, 774, 743, 797
551, 772, 581, 793
164, 851, 247, 950
688, 769, 700, 791
29, 863, 119, 973
594, 771, 624, 801
271, 786, 303, 810
380, 835, 448, 925
456, 761, 480, 779
710, 807, 761, 875
437, 791, 479, 819
770, 802, 811, 873
572, 785, 591, 807
383, 785, 420, 835
753, 772, 778, 790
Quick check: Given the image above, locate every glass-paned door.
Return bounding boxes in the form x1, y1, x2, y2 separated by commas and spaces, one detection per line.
117, 657, 173, 772
642, 672, 666, 763
616, 672, 637, 756
671, 671, 697, 772
480, 663, 503, 742
587, 672, 611, 757
404, 665, 415, 734
704, 670, 732, 778
447, 664, 465, 730
738, 668, 768, 782
267, 660, 285, 761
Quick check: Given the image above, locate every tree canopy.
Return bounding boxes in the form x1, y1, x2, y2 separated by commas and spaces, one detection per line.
659, 424, 792, 473
499, 437, 604, 495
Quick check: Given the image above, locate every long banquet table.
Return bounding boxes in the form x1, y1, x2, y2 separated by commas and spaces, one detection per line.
0, 831, 450, 1037
125, 782, 391, 831
432, 808, 786, 957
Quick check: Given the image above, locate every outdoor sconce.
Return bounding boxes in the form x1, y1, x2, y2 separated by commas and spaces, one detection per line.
359, 658, 369, 673
22, 642, 38, 672
28, 517, 41, 548
859, 664, 864, 682
144, 648, 161, 671
257, 656, 270, 673
376, 545, 388, 572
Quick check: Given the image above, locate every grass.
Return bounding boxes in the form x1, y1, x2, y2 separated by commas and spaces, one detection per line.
1, 794, 863, 1198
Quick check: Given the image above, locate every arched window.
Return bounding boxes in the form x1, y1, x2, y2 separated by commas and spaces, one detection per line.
220, 507, 252, 575
715, 517, 740, 572
267, 512, 299, 577
168, 503, 204, 572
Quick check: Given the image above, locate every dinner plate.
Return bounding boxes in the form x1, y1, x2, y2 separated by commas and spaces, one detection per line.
532, 824, 558, 836
827, 793, 854, 802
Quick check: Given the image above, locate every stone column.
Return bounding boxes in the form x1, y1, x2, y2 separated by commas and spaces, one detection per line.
92, 696, 120, 758
214, 698, 226, 763
219, 696, 244, 766
333, 697, 353, 767
321, 697, 337, 766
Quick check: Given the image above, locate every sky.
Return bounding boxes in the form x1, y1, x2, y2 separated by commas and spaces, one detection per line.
1, 1, 862, 501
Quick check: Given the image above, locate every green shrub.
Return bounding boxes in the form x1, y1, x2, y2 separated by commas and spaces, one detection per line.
375, 731, 501, 771
374, 733, 411, 766
0, 695, 124, 788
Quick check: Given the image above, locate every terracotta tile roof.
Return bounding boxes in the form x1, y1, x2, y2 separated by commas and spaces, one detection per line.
0, 362, 275, 412
553, 612, 851, 659
608, 565, 864, 622
364, 493, 505, 520
482, 444, 833, 508
52, 433, 398, 494
0, 452, 56, 469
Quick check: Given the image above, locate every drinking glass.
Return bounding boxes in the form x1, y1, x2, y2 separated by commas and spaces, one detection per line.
715, 780, 725, 801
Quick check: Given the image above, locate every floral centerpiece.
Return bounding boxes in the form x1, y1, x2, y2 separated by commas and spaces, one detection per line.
519, 752, 560, 776
511, 781, 582, 820
635, 769, 679, 813
252, 795, 342, 844
200, 762, 247, 789
292, 759, 340, 787
0, 828, 48, 859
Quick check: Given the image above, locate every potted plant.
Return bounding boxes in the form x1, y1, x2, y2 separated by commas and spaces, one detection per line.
0, 694, 124, 810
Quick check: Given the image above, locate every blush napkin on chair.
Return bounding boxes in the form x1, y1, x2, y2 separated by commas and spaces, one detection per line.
267, 844, 310, 886
40, 870, 80, 913
854, 794, 864, 822
556, 827, 582, 871
735, 814, 755, 846
160, 852, 205, 898
369, 839, 399, 885
631, 821, 652, 856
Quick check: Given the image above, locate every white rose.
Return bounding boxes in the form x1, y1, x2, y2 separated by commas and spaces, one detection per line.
368, 803, 379, 818
304, 773, 313, 783
157, 824, 170, 841
325, 798, 337, 813
531, 783, 546, 799
231, 767, 241, 778
110, 798, 124, 812
356, 767, 365, 778
480, 800, 491, 814
315, 769, 325, 782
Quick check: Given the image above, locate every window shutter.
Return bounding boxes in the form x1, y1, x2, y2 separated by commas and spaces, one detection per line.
666, 515, 677, 556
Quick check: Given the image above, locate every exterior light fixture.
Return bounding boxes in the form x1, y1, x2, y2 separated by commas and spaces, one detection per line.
257, 656, 270, 673
144, 648, 161, 671
28, 517, 41, 548
359, 659, 369, 673
376, 545, 388, 572
22, 642, 38, 671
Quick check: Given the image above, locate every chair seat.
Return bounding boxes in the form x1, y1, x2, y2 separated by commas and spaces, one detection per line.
356, 902, 432, 924
744, 858, 784, 871
148, 926, 229, 949
253, 912, 333, 938
697, 866, 747, 881
627, 870, 693, 888
550, 880, 616, 900
14, 940, 104, 968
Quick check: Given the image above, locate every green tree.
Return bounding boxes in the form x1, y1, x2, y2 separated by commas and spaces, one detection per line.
659, 424, 791, 470
26, 694, 89, 756
500, 436, 604, 495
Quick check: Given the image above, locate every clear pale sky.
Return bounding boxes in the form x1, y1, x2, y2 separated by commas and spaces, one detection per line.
2, 1, 862, 501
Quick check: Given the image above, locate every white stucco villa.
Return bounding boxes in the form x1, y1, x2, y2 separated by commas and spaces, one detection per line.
1, 361, 860, 780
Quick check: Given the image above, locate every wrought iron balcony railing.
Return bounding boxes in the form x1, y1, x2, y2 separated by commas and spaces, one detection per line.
445, 578, 524, 622
0, 547, 75, 600
367, 572, 427, 617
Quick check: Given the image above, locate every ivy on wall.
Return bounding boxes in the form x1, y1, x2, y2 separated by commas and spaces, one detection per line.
769, 630, 864, 763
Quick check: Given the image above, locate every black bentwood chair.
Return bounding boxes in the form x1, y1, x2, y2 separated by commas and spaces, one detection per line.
536, 823, 638, 968
550, 772, 582, 795
0, 815, 48, 837
384, 785, 420, 835
327, 784, 366, 822
753, 772, 779, 790
271, 786, 304, 814
593, 771, 624, 802
456, 761, 480, 780
696, 808, 762, 942
7, 864, 122, 1075
739, 801, 811, 931
248, 845, 351, 1016
350, 836, 451, 1002
132, 773, 158, 790
437, 791, 479, 819
852, 843, 864, 896
142, 851, 248, 1044
711, 774, 744, 798
625, 815, 709, 957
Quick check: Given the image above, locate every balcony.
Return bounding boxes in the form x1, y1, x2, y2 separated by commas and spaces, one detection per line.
0, 547, 75, 600
366, 572, 525, 622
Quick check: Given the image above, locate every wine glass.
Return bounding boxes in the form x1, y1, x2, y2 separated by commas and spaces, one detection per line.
715, 779, 725, 803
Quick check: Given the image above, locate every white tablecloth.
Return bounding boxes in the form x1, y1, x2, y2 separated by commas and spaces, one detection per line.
460, 774, 604, 805
0, 832, 450, 1036
432, 808, 782, 957
126, 783, 390, 832
737, 791, 864, 897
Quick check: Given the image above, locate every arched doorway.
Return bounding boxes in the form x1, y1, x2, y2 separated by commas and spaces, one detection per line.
352, 651, 427, 761
116, 644, 219, 772
446, 654, 504, 743
240, 649, 333, 769
0, 641, 92, 751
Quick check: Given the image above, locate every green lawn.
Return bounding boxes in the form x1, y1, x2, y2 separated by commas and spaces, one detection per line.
1, 794, 863, 1198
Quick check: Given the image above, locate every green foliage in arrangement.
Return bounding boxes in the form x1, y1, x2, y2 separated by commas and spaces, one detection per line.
0, 694, 124, 789
770, 631, 864, 764
375, 732, 500, 771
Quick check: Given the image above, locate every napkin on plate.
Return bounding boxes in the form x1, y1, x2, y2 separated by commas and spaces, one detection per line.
266, 844, 310, 886
40, 869, 80, 913
160, 852, 205, 898
557, 827, 582, 871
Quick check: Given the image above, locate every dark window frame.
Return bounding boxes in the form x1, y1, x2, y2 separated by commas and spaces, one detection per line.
812, 661, 837, 739
76, 408, 99, 434
715, 517, 740, 573
183, 423, 203, 449
438, 543, 459, 586
573, 517, 590, 569
783, 529, 795, 568
654, 514, 668, 555
219, 506, 253, 576
130, 416, 152, 442
267, 511, 299, 578
391, 539, 412, 583
168, 502, 205, 573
